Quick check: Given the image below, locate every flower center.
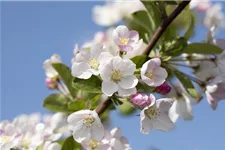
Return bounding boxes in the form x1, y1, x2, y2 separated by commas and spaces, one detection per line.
120, 38, 129, 45
145, 107, 160, 120
88, 57, 99, 70
83, 115, 95, 128
22, 138, 30, 149
0, 136, 10, 144
88, 139, 100, 149
146, 71, 153, 79
111, 70, 123, 83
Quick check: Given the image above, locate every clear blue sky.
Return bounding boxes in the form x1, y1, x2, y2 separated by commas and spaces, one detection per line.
1, 2, 225, 150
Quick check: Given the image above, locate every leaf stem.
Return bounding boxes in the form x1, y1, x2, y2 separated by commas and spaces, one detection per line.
143, 0, 191, 55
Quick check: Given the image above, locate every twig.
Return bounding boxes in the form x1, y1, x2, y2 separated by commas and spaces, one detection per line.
143, 1, 191, 55
96, 99, 113, 116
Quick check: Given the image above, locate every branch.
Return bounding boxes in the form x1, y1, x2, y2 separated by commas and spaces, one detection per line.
96, 98, 113, 116
143, 0, 191, 55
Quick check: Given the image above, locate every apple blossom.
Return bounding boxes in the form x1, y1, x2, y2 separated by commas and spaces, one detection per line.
156, 82, 172, 95
205, 76, 225, 110
99, 56, 138, 96
67, 110, 104, 143
131, 93, 152, 109
141, 58, 168, 87
169, 93, 196, 123
140, 94, 174, 134
72, 43, 106, 79
43, 54, 62, 78
0, 122, 22, 150
82, 128, 131, 150
113, 25, 143, 52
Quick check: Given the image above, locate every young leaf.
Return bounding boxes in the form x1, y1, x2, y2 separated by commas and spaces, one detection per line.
67, 100, 85, 112
52, 63, 77, 98
132, 10, 153, 34
43, 94, 70, 112
62, 136, 81, 150
183, 43, 223, 54
173, 70, 198, 98
141, 1, 162, 31
131, 55, 148, 68
73, 76, 102, 93
184, 13, 195, 40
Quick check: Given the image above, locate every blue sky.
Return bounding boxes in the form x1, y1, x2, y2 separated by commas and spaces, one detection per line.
1, 2, 225, 150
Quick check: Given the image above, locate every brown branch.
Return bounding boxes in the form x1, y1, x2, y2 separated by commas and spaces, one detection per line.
96, 98, 113, 116
143, 0, 191, 55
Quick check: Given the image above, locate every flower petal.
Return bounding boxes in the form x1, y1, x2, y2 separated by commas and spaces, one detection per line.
118, 87, 137, 96
102, 81, 118, 96
140, 109, 153, 134
119, 75, 138, 89
72, 62, 92, 79
154, 113, 174, 132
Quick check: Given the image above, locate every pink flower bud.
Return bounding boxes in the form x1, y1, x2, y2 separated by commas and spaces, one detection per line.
131, 93, 152, 109
45, 77, 58, 89
156, 82, 171, 95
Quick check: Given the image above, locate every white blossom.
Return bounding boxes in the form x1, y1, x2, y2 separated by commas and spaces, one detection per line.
113, 25, 143, 52
43, 54, 62, 78
140, 94, 174, 134
141, 58, 168, 87
67, 110, 104, 143
99, 55, 138, 96
72, 43, 105, 79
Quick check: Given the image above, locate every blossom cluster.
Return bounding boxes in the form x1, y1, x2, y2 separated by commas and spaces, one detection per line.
0, 113, 68, 150
2, 0, 225, 150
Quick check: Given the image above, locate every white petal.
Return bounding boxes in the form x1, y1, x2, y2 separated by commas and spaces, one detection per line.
118, 87, 137, 96
110, 128, 122, 138
73, 123, 91, 143
72, 62, 92, 79
110, 138, 124, 150
176, 100, 193, 121
140, 109, 153, 134
90, 122, 104, 141
102, 81, 118, 96
151, 67, 168, 86
90, 43, 105, 58
119, 75, 138, 89
168, 101, 180, 123
46, 143, 61, 150
115, 25, 129, 37
67, 110, 92, 125
154, 113, 174, 132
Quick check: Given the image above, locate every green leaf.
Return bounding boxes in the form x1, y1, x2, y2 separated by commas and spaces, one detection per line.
62, 136, 81, 150
173, 70, 198, 98
131, 55, 148, 68
141, 1, 162, 31
43, 94, 70, 112
111, 97, 123, 106
73, 76, 102, 93
132, 10, 153, 34
165, 1, 178, 5
52, 63, 77, 98
67, 100, 85, 112
136, 82, 155, 93
183, 43, 223, 54
184, 13, 195, 40
162, 37, 188, 56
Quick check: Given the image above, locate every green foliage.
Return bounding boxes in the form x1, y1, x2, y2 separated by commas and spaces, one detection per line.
67, 100, 85, 112
173, 70, 198, 98
136, 82, 155, 93
162, 37, 188, 56
183, 43, 223, 54
62, 136, 81, 150
52, 63, 77, 98
141, 1, 162, 31
183, 13, 195, 40
111, 96, 123, 106
43, 94, 70, 112
73, 76, 102, 93
131, 55, 148, 68
132, 11, 153, 34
